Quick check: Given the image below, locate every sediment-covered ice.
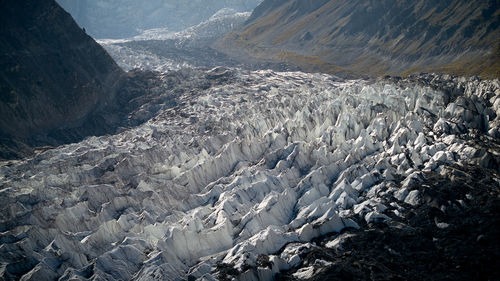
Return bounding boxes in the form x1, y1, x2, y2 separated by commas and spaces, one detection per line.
0, 69, 498, 280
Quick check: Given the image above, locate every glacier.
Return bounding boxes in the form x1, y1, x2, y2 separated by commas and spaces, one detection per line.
55, 0, 262, 38
98, 10, 252, 73
1, 64, 499, 280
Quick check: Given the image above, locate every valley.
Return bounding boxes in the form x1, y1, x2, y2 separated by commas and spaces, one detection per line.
0, 1, 499, 280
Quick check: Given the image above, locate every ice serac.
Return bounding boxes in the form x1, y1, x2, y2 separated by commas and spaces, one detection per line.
0, 0, 124, 159
0, 66, 498, 280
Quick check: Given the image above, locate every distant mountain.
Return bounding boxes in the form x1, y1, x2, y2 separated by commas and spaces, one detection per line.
0, 0, 124, 159
217, 0, 500, 78
55, 0, 263, 39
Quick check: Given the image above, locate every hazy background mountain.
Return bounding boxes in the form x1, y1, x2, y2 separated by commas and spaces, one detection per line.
55, 0, 263, 38
217, 0, 500, 78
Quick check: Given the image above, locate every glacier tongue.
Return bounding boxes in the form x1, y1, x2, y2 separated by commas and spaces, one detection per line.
98, 10, 252, 73
0, 69, 499, 280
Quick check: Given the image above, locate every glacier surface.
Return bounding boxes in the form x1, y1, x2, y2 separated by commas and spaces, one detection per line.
98, 10, 251, 73
1, 66, 499, 280
55, 0, 262, 38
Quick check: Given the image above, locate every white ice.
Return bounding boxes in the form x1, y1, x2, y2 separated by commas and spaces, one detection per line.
0, 69, 498, 280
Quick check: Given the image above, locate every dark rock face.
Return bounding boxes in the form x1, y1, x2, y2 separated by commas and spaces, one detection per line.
0, 0, 124, 159
218, 0, 500, 78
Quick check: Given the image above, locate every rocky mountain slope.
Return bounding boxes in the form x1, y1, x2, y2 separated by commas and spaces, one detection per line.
0, 0, 179, 160
55, 0, 262, 38
217, 0, 500, 78
0, 0, 127, 159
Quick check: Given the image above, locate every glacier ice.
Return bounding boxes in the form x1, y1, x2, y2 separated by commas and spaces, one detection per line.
98, 10, 251, 73
0, 68, 499, 280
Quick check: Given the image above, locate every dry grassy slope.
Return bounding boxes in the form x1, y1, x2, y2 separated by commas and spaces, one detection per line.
217, 0, 500, 78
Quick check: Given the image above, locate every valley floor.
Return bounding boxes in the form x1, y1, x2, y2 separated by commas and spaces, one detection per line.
1, 22, 499, 281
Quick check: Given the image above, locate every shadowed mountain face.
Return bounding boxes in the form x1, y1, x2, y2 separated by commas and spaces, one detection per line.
0, 0, 124, 159
217, 0, 500, 78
